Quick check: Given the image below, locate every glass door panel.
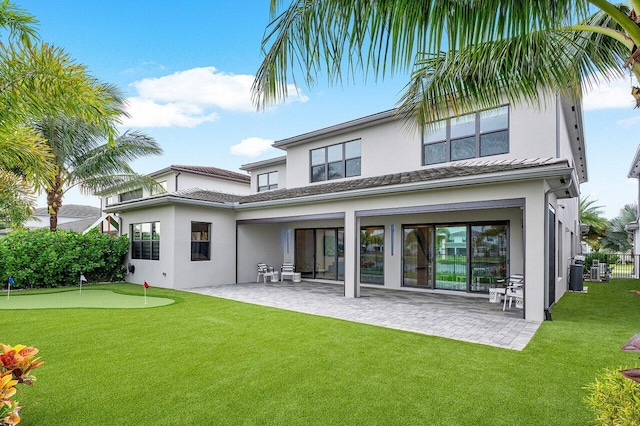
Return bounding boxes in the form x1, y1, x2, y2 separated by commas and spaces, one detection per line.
361, 227, 384, 284
403, 226, 433, 288
316, 229, 337, 280
295, 229, 315, 278
337, 230, 344, 281
470, 224, 508, 292
435, 225, 467, 290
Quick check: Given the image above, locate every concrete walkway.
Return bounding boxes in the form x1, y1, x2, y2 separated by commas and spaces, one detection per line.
187, 281, 541, 351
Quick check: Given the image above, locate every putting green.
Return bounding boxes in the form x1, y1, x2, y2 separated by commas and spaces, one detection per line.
0, 289, 174, 310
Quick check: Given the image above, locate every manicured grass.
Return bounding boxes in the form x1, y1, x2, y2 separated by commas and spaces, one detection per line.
4, 281, 640, 425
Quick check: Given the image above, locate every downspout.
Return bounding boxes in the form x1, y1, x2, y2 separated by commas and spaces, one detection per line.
175, 172, 181, 192
543, 176, 573, 320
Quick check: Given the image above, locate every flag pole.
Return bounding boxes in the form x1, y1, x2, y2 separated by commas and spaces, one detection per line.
144, 285, 147, 304
79, 275, 82, 294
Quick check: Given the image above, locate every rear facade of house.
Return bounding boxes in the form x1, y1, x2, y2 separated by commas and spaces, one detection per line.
104, 94, 587, 322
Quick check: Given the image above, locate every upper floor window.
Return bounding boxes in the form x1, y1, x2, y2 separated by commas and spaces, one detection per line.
258, 172, 278, 192
423, 106, 509, 166
150, 180, 167, 196
119, 188, 143, 203
131, 222, 160, 260
105, 196, 114, 206
191, 222, 211, 261
310, 139, 361, 182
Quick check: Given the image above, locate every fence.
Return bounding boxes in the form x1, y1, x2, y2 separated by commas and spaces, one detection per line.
580, 253, 640, 279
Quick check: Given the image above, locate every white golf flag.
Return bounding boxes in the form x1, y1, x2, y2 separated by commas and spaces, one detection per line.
80, 274, 87, 282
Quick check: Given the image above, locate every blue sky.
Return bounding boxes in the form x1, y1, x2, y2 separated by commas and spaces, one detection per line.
23, 1, 640, 219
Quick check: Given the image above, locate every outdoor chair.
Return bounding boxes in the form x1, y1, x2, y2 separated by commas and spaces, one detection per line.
257, 263, 276, 283
501, 274, 524, 311
280, 262, 295, 281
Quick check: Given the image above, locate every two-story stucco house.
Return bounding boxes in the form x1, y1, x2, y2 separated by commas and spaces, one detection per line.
104, 94, 587, 322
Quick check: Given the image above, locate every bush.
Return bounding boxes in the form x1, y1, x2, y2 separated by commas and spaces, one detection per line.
0, 229, 129, 289
584, 367, 640, 425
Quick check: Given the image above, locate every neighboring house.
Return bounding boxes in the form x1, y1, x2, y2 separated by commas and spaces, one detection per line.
104, 95, 587, 322
24, 204, 101, 233
627, 146, 640, 277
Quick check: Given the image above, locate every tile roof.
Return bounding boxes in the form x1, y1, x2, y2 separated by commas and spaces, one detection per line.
169, 157, 570, 206
33, 204, 101, 218
166, 165, 250, 183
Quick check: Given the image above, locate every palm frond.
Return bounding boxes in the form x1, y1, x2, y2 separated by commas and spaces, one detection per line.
254, 0, 587, 109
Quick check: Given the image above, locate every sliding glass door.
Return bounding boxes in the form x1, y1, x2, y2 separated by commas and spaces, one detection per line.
403, 226, 433, 288
402, 222, 509, 293
295, 228, 344, 280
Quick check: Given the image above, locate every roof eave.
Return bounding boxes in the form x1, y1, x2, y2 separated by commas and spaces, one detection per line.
236, 163, 575, 210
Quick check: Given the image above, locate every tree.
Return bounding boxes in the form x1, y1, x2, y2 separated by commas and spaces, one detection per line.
0, 1, 126, 228
602, 203, 638, 252
32, 113, 163, 232
253, 1, 640, 125
580, 196, 610, 251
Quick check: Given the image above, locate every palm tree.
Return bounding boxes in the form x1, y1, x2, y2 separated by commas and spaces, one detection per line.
253, 1, 640, 125
0, 2, 126, 227
32, 115, 163, 231
580, 196, 610, 251
602, 203, 638, 252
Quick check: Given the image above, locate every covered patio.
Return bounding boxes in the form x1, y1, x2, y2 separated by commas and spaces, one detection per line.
187, 280, 540, 350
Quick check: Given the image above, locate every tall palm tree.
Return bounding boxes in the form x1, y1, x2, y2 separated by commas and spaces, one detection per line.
580, 196, 610, 251
0, 1, 127, 227
253, 1, 640, 125
33, 116, 163, 232
602, 203, 638, 252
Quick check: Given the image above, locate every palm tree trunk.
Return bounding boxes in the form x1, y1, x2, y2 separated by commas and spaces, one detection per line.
47, 171, 63, 232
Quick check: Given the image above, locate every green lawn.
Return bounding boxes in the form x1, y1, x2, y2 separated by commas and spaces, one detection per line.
4, 280, 640, 425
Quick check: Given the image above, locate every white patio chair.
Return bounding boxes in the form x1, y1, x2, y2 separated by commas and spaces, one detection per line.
280, 262, 295, 281
502, 274, 524, 311
257, 263, 275, 283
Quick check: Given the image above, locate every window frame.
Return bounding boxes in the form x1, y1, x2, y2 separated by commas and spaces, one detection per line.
119, 188, 143, 203
257, 171, 278, 192
130, 221, 160, 260
310, 139, 361, 183
191, 222, 211, 261
422, 105, 509, 166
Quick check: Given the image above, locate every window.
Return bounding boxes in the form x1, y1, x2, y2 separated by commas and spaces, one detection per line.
119, 188, 143, 202
423, 106, 509, 165
105, 196, 114, 206
310, 139, 361, 182
191, 222, 211, 261
361, 226, 384, 284
258, 172, 278, 192
131, 222, 160, 260
150, 181, 167, 196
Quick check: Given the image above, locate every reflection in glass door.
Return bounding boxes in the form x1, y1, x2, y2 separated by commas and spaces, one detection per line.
295, 229, 315, 278
295, 228, 344, 280
435, 225, 467, 290
470, 224, 508, 292
403, 226, 433, 288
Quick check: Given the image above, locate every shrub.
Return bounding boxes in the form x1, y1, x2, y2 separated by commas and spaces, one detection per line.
584, 367, 640, 425
0, 229, 129, 289
0, 343, 44, 425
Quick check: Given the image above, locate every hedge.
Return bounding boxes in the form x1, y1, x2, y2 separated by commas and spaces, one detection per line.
0, 229, 129, 289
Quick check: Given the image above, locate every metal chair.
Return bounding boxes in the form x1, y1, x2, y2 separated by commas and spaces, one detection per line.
280, 262, 295, 281
257, 263, 275, 283
502, 274, 524, 311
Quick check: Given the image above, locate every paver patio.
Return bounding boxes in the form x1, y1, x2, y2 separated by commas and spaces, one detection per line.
188, 281, 541, 350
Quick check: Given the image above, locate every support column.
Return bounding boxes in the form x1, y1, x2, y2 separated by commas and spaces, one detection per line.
344, 209, 360, 298
524, 194, 545, 322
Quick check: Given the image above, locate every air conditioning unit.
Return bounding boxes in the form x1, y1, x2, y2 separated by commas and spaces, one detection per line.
590, 266, 599, 280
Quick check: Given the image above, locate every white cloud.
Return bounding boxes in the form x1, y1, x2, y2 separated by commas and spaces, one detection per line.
583, 77, 635, 111
230, 137, 275, 158
120, 97, 219, 128
122, 66, 308, 128
616, 115, 640, 129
